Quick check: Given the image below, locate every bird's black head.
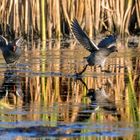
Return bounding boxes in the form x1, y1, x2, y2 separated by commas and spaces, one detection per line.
108, 45, 118, 53
86, 89, 96, 101
9, 37, 24, 52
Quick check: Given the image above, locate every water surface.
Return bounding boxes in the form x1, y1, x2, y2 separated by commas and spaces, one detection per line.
0, 37, 139, 139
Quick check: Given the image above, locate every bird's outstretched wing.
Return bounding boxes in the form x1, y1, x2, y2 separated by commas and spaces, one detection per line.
13, 37, 23, 47
71, 18, 99, 52
97, 35, 116, 48
0, 35, 8, 46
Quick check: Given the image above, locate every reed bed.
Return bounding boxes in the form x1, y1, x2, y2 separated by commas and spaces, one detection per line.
0, 0, 140, 39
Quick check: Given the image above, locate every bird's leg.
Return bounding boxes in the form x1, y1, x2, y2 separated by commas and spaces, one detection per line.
76, 64, 88, 75
78, 77, 88, 91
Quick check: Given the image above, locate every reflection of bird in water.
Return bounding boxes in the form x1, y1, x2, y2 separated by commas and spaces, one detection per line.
86, 88, 117, 113
70, 78, 120, 135
75, 78, 120, 122
0, 35, 23, 65
0, 69, 23, 99
71, 19, 118, 75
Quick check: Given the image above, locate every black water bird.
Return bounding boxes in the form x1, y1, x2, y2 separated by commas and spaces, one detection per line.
71, 19, 118, 75
0, 35, 23, 65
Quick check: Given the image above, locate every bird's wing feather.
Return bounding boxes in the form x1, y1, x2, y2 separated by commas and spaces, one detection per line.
14, 37, 23, 47
71, 18, 99, 52
97, 35, 116, 48
0, 35, 8, 46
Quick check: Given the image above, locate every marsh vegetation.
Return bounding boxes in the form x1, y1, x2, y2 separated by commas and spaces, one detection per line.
0, 0, 140, 39
0, 0, 139, 139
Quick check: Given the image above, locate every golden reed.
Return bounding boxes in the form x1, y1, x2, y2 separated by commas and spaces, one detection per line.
0, 0, 139, 39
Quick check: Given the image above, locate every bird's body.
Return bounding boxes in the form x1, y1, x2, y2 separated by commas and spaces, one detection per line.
86, 49, 108, 67
0, 36, 23, 64
71, 19, 118, 74
1, 44, 22, 64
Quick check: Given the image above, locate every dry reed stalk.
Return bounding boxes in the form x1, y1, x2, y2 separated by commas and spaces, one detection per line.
114, 0, 121, 32
75, 0, 79, 19
46, 0, 52, 38
102, 0, 114, 32
75, 0, 84, 22
94, 0, 101, 34
0, 0, 7, 23
0, 0, 140, 38
109, 1, 117, 32
69, 0, 75, 20
136, 0, 140, 26
104, 0, 114, 31
7, 0, 13, 24
90, 0, 95, 34
100, 0, 105, 31
122, 0, 133, 35
24, 0, 29, 34
13, 0, 20, 35
120, 0, 125, 20
30, 0, 36, 33
85, 0, 93, 37
41, 0, 46, 41
53, 0, 61, 38
36, 0, 41, 33
61, 0, 71, 27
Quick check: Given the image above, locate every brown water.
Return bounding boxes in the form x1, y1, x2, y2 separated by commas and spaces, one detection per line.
0, 37, 139, 139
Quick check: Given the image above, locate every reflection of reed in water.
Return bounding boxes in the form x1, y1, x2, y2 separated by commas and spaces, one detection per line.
19, 39, 139, 124
0, 40, 139, 138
